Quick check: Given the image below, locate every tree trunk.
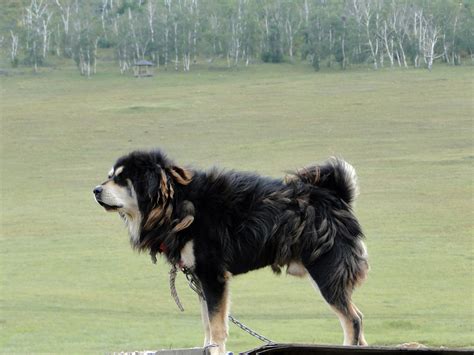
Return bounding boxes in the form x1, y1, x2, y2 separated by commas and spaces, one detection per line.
174, 22, 178, 71
10, 31, 18, 63
165, 26, 169, 69
286, 18, 294, 62
383, 21, 394, 67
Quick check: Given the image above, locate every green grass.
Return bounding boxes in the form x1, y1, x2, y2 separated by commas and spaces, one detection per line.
1, 62, 473, 353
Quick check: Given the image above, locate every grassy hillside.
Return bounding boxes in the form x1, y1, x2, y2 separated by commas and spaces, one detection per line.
1, 63, 473, 353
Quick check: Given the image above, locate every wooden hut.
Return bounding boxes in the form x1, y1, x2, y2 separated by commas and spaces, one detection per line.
133, 60, 154, 77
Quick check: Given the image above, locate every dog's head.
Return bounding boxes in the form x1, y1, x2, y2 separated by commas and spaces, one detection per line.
93, 150, 193, 246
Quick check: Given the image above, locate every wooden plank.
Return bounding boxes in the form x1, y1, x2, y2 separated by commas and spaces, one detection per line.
243, 344, 473, 355
114, 348, 209, 355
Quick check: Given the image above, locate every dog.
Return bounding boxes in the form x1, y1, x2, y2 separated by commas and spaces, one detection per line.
93, 149, 369, 354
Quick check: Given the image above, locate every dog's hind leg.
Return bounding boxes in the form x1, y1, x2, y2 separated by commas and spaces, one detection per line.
352, 302, 368, 345
304, 245, 367, 346
308, 276, 364, 345
330, 302, 365, 346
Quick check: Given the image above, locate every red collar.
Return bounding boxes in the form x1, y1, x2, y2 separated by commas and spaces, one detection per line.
159, 242, 167, 254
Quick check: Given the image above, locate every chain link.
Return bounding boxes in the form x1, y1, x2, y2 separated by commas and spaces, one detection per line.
167, 266, 275, 344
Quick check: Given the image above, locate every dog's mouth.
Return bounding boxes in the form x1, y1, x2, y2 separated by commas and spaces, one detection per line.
96, 199, 122, 211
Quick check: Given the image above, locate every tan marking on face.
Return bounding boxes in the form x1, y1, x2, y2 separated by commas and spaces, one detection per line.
100, 180, 128, 209
98, 176, 141, 243
114, 166, 124, 176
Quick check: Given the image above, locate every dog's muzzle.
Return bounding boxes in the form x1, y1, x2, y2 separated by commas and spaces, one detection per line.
93, 185, 121, 211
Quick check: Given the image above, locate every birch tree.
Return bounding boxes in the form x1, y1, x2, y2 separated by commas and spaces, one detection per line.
283, 0, 303, 63
421, 15, 443, 71
10, 30, 19, 66
55, 0, 72, 56
23, 0, 53, 72
2, 0, 472, 73
358, 0, 380, 69
70, 0, 100, 76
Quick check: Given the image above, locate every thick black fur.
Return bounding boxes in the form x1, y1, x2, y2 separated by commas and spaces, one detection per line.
110, 150, 368, 319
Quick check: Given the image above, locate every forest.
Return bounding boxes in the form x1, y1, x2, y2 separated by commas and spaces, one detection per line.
1, 0, 473, 76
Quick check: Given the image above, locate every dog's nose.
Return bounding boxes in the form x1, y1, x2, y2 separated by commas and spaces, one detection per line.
93, 186, 103, 196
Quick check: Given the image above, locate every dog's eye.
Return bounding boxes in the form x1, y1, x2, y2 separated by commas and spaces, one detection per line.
115, 175, 130, 187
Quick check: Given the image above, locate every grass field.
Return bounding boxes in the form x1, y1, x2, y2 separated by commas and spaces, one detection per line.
1, 62, 473, 353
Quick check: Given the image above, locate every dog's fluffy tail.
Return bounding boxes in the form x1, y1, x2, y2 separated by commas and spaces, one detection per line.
293, 157, 359, 207
291, 158, 368, 302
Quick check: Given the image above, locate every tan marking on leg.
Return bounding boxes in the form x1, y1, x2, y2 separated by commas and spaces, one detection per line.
306, 268, 363, 346
331, 305, 356, 346
351, 303, 368, 346
208, 285, 230, 355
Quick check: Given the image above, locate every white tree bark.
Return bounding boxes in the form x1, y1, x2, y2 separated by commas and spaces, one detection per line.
174, 21, 178, 71
25, 0, 52, 71
41, 11, 53, 58
55, 0, 70, 35
423, 23, 441, 71
10, 31, 19, 63
363, 3, 378, 69
304, 0, 309, 25
147, 0, 156, 44
383, 21, 394, 67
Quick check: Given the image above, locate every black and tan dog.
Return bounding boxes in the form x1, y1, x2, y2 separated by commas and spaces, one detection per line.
93, 150, 369, 354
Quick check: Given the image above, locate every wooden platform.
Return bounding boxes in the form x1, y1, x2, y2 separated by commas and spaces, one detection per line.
120, 344, 472, 355
243, 344, 473, 355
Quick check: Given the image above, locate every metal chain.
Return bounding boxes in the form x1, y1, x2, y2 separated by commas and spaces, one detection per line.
228, 315, 275, 344
168, 266, 275, 344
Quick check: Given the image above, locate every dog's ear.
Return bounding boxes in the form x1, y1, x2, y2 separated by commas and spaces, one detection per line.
167, 166, 193, 185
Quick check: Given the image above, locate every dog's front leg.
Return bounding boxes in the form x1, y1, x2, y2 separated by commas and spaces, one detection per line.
200, 295, 211, 346
199, 275, 230, 355
207, 290, 229, 355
